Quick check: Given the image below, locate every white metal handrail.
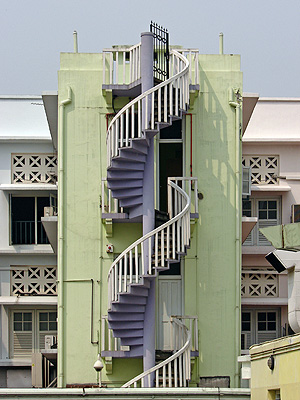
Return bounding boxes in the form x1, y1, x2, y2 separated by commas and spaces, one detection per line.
122, 317, 191, 388
107, 178, 196, 306
106, 49, 189, 168
171, 315, 198, 353
168, 177, 198, 215
172, 49, 199, 86
103, 43, 141, 85
101, 316, 122, 353
101, 178, 123, 214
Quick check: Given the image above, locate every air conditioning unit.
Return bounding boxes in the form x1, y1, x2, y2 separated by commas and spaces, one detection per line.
44, 206, 54, 217
291, 204, 300, 223
242, 167, 251, 197
45, 335, 57, 350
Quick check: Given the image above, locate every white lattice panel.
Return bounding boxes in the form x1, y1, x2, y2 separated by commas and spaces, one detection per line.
241, 271, 278, 297
242, 156, 279, 185
11, 266, 57, 296
12, 154, 57, 183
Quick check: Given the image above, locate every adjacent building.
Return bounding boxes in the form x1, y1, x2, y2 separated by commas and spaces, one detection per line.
0, 95, 57, 387
241, 98, 300, 354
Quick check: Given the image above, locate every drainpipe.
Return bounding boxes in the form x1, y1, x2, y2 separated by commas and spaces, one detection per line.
229, 88, 242, 387
58, 86, 72, 388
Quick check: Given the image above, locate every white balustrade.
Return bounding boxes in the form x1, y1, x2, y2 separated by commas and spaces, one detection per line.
106, 50, 190, 168
103, 43, 141, 85
122, 317, 191, 388
101, 179, 123, 214
107, 178, 195, 307
101, 316, 122, 353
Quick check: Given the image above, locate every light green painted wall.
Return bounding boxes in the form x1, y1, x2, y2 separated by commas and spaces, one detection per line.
58, 50, 242, 387
184, 54, 242, 386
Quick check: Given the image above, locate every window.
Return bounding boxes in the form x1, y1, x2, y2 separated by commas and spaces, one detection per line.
11, 309, 57, 359
241, 309, 280, 351
10, 196, 51, 245
242, 198, 280, 246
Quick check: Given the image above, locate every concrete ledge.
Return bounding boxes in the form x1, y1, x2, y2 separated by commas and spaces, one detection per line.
0, 387, 251, 399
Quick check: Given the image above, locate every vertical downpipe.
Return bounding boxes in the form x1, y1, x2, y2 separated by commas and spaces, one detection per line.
58, 87, 72, 388
140, 31, 155, 387
229, 91, 241, 387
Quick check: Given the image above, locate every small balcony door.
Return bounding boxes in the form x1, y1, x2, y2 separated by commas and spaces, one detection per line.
157, 263, 183, 350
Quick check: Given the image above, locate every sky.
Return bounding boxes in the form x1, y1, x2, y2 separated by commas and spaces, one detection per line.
1, 0, 300, 97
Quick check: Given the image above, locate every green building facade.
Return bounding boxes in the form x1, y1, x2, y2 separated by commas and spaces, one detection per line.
57, 31, 243, 388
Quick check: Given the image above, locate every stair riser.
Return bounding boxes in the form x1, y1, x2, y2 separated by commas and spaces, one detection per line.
108, 321, 144, 330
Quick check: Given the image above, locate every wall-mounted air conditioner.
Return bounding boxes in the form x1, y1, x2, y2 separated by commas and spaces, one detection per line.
45, 335, 57, 350
44, 206, 54, 217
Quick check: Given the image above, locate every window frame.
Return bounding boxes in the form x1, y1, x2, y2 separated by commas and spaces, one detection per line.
242, 197, 281, 246
9, 194, 52, 245
241, 308, 280, 351
10, 308, 57, 359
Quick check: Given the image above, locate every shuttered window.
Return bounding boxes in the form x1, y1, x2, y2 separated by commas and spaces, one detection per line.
241, 309, 280, 350
12, 312, 33, 358
11, 309, 57, 359
242, 198, 280, 246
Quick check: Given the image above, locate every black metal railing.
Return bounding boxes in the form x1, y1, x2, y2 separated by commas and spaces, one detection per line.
150, 21, 169, 82
12, 221, 49, 245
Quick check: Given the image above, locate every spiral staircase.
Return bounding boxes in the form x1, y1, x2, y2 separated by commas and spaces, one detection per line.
104, 40, 198, 387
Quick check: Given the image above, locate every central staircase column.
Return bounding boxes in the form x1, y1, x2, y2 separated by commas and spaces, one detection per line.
141, 31, 155, 387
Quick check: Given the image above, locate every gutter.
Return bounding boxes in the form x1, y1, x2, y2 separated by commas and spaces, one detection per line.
58, 87, 72, 388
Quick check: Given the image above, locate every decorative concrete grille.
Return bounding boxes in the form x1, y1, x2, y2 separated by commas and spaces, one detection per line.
242, 156, 279, 185
12, 154, 57, 184
11, 266, 57, 296
241, 270, 278, 297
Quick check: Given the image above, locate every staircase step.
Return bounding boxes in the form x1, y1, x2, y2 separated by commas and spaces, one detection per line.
108, 320, 144, 330
129, 140, 149, 154
109, 160, 145, 171
108, 179, 143, 190
120, 196, 143, 208
118, 149, 147, 163
117, 295, 147, 305
108, 312, 144, 322
113, 329, 144, 339
130, 277, 151, 288
120, 337, 144, 346
111, 187, 143, 199
128, 285, 149, 297
107, 170, 144, 180
110, 303, 146, 313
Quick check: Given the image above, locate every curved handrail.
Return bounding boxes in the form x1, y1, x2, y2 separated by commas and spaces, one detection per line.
122, 317, 191, 388
107, 180, 189, 281
106, 50, 190, 166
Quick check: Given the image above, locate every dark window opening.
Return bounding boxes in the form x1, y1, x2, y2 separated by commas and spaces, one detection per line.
11, 196, 49, 245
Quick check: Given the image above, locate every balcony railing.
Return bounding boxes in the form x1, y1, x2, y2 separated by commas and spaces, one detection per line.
12, 153, 57, 184
241, 269, 279, 298
242, 155, 279, 185
11, 221, 49, 245
11, 266, 57, 296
